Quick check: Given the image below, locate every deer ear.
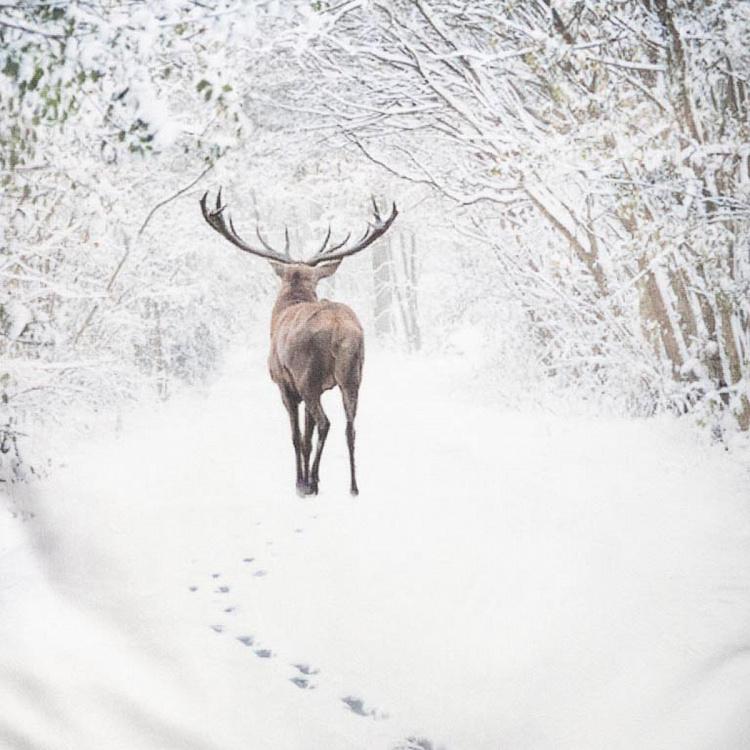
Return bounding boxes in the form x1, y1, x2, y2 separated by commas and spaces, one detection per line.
268, 260, 286, 279
313, 260, 342, 280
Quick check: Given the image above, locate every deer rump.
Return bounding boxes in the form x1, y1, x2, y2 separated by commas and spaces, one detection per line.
269, 300, 364, 399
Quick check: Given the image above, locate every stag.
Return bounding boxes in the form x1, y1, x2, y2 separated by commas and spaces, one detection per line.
200, 189, 398, 496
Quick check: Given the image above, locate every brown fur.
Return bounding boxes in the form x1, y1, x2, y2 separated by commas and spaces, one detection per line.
267, 262, 363, 495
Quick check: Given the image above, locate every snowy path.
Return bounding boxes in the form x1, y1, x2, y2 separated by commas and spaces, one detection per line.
2, 348, 750, 750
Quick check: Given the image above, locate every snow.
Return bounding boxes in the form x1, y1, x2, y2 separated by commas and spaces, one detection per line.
2, 300, 32, 341
2, 346, 750, 750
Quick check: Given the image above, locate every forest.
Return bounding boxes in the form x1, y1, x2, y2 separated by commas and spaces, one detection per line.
2, 0, 748, 482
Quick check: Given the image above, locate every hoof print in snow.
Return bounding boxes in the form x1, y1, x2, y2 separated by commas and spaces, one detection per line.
290, 676, 314, 690
254, 648, 273, 658
293, 663, 319, 676
341, 695, 387, 720
211, 573, 221, 579
253, 570, 268, 577
242, 557, 255, 563
211, 625, 224, 634
393, 738, 438, 750
215, 585, 230, 594
188, 586, 198, 592
342, 696, 368, 716
237, 635, 255, 647
224, 606, 236, 613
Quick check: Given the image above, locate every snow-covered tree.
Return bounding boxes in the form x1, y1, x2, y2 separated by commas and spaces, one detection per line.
0, 1, 286, 479
268, 0, 749, 430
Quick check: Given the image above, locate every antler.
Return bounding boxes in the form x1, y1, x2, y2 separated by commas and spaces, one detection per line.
199, 189, 295, 264
200, 189, 398, 266
306, 197, 398, 266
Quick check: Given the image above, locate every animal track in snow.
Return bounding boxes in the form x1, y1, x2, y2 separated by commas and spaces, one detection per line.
289, 663, 319, 690
341, 695, 389, 720
290, 676, 314, 689
292, 663, 319, 676
393, 737, 442, 750
192, 560, 395, 728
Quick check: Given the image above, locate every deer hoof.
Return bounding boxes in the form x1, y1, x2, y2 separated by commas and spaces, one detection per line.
350, 486, 359, 497
297, 481, 317, 497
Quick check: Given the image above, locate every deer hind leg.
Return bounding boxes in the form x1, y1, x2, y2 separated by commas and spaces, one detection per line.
305, 396, 330, 495
280, 387, 305, 495
341, 388, 359, 496
301, 406, 315, 492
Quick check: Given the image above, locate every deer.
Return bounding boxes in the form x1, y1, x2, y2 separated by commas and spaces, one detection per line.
200, 189, 398, 496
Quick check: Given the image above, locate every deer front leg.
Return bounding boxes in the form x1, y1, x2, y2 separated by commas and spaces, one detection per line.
280, 388, 304, 495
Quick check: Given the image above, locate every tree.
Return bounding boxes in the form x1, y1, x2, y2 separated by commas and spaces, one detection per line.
0, 1, 290, 480
271, 0, 749, 430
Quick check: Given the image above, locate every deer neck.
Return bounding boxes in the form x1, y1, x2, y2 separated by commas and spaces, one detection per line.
271, 285, 318, 330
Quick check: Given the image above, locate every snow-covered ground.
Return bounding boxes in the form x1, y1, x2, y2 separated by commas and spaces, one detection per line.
2, 347, 750, 750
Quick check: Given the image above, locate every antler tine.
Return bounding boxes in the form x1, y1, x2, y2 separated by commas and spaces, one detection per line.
306, 199, 398, 266
257, 223, 293, 260
228, 215, 242, 237
371, 195, 381, 223
227, 213, 267, 253
199, 188, 294, 264
255, 226, 278, 255
325, 231, 351, 255
316, 225, 332, 255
